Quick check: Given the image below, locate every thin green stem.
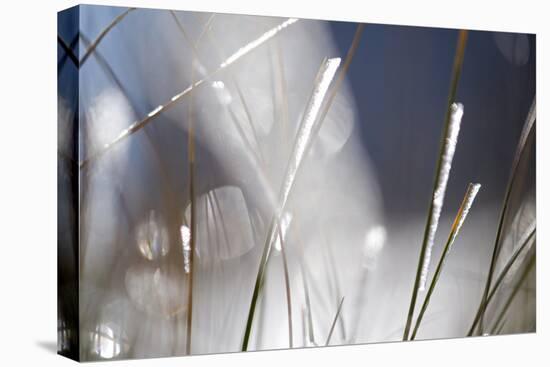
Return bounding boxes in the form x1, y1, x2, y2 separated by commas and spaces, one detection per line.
402, 30, 468, 341
411, 183, 481, 340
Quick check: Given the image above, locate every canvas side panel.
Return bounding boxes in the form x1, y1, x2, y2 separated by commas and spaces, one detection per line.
57, 5, 80, 362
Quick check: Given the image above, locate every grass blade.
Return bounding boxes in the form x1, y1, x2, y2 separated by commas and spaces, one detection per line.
489, 251, 535, 335
277, 225, 294, 348
402, 30, 468, 341
241, 57, 342, 351
57, 35, 79, 67
79, 17, 299, 169
305, 24, 365, 155
418, 102, 464, 292
220, 18, 298, 68
241, 24, 364, 351
475, 97, 536, 334
300, 259, 316, 346
80, 8, 135, 66
185, 56, 197, 355
410, 183, 481, 340
467, 228, 536, 335
325, 297, 345, 346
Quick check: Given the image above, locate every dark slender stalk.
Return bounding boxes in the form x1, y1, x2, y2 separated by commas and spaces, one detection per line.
476, 98, 536, 334
80, 7, 135, 66
185, 57, 197, 355
411, 183, 481, 340
325, 297, 345, 346
467, 229, 536, 335
57, 35, 79, 67
402, 30, 468, 341
325, 237, 347, 341
489, 252, 535, 335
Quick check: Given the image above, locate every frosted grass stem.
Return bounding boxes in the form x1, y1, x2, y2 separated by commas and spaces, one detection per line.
220, 18, 298, 68
241, 57, 341, 351
79, 17, 299, 169
241, 24, 364, 351
410, 183, 481, 340
402, 30, 468, 341
418, 102, 464, 291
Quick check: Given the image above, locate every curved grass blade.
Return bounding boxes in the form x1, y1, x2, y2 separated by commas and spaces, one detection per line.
410, 183, 481, 340
467, 228, 536, 335
241, 24, 364, 351
80, 7, 136, 66
475, 97, 536, 334
403, 30, 468, 341
241, 56, 342, 351
489, 251, 535, 335
325, 297, 345, 346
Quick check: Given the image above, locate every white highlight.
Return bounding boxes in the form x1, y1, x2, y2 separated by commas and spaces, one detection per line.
211, 80, 232, 105
90, 324, 122, 359
274, 212, 293, 252
148, 105, 163, 117
87, 88, 134, 155
180, 225, 191, 273
419, 102, 464, 291
220, 18, 299, 68
212, 80, 225, 89
136, 210, 169, 261
363, 225, 387, 269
